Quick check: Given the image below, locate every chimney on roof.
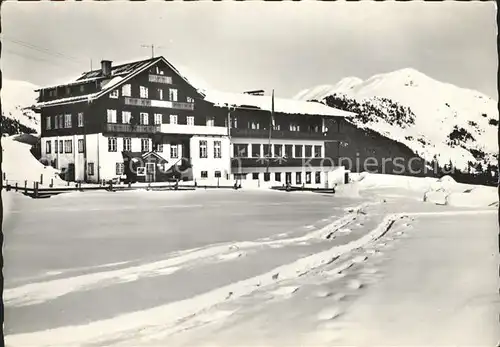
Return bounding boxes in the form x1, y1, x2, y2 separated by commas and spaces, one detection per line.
101, 60, 112, 77
244, 90, 265, 96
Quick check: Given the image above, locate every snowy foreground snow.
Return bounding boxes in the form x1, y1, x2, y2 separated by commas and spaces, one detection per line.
3, 174, 499, 346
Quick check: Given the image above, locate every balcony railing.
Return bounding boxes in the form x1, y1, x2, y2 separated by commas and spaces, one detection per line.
230, 128, 332, 140
148, 74, 173, 84
231, 157, 338, 168
160, 124, 228, 136
105, 123, 161, 134
171, 101, 195, 110
124, 97, 194, 111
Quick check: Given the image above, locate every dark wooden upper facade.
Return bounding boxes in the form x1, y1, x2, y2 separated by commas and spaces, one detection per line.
36, 57, 349, 143
38, 58, 226, 137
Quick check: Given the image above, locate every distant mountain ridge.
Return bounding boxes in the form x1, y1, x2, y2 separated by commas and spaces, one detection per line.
295, 68, 498, 173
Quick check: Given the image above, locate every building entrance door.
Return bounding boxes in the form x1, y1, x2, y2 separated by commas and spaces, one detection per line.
146, 162, 156, 182
285, 172, 292, 184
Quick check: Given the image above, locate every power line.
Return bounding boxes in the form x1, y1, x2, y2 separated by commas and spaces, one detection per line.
3, 48, 82, 69
2, 36, 85, 64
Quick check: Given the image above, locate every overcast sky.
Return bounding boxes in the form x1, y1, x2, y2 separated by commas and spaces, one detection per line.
2, 1, 497, 99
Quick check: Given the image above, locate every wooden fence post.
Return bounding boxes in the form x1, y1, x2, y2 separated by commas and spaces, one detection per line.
15, 182, 18, 192
3, 172, 6, 181
50, 178, 54, 188
34, 182, 39, 198
24, 180, 28, 194
40, 173, 43, 185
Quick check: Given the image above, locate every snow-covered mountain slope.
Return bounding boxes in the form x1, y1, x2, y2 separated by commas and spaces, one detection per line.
295, 68, 498, 172
1, 79, 40, 133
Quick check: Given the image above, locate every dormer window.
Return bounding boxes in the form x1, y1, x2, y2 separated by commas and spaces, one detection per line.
80, 85, 85, 93
155, 66, 164, 75
109, 89, 119, 99
187, 96, 194, 103
65, 86, 71, 95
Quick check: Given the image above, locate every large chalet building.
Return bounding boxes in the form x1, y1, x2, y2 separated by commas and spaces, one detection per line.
33, 56, 354, 187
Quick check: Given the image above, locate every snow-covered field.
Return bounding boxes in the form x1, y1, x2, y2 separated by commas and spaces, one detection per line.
3, 174, 498, 346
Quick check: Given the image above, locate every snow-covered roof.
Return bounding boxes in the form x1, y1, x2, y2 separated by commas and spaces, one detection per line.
33, 93, 98, 108
203, 90, 356, 118
35, 77, 104, 91
33, 56, 204, 109
77, 58, 156, 81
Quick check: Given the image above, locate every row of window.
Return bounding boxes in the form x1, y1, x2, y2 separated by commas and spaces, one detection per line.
236, 118, 321, 133
46, 113, 84, 130
106, 137, 223, 158
110, 84, 192, 103
106, 110, 211, 127
233, 144, 322, 158
198, 171, 322, 184
198, 140, 222, 159
107, 137, 180, 157
45, 139, 84, 154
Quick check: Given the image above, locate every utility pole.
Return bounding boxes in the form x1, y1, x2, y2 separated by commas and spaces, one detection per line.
266, 89, 274, 175
227, 104, 235, 180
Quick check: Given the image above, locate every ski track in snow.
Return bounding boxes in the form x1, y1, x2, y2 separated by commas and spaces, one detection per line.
4, 202, 377, 308
5, 208, 408, 347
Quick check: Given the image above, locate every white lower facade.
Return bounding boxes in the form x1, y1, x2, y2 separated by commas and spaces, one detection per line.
39, 133, 345, 186
189, 135, 231, 181
40, 133, 230, 183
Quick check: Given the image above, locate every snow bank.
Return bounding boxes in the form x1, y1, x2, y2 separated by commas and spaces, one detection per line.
347, 173, 497, 207
445, 186, 498, 208
422, 175, 497, 207
334, 183, 361, 198
354, 172, 436, 192
204, 90, 355, 118
2, 136, 64, 185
